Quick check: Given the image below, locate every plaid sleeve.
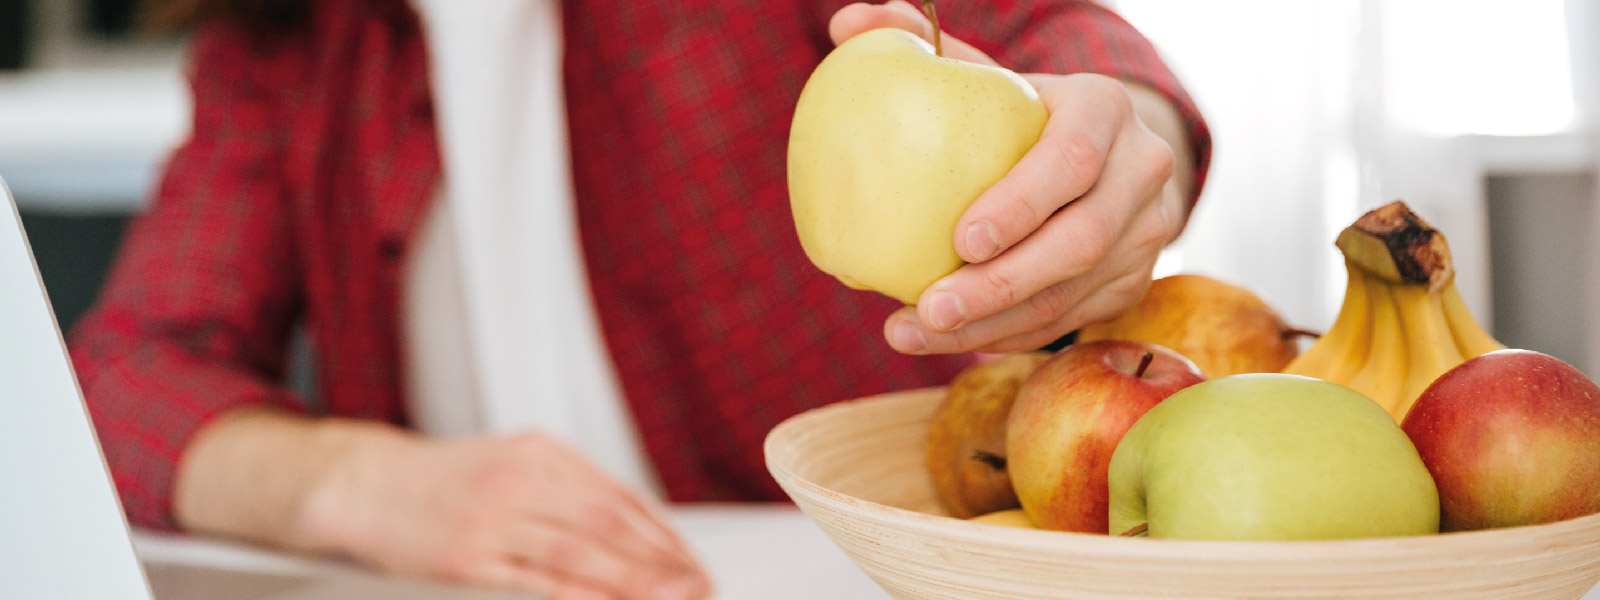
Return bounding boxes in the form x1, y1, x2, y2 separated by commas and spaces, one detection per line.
944, 0, 1213, 207
66, 22, 306, 531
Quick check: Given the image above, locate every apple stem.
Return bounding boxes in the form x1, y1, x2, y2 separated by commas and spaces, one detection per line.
1118, 523, 1149, 537
970, 450, 1007, 471
921, 0, 942, 57
1134, 351, 1155, 379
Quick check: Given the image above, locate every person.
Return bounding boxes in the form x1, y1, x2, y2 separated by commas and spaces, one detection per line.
69, 0, 1210, 598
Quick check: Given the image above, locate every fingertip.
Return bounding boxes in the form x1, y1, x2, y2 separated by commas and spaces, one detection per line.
828, 1, 931, 47
920, 288, 968, 332
958, 220, 1002, 263
884, 309, 928, 354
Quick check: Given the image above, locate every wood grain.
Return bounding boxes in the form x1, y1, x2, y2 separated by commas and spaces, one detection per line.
764, 387, 1600, 599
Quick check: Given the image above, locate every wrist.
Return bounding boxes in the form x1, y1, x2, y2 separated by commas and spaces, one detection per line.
295, 419, 418, 556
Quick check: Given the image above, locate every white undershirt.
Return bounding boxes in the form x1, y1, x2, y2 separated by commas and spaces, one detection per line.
403, 0, 662, 499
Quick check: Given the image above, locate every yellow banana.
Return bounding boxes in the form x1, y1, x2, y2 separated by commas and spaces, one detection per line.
1440, 283, 1508, 359
1345, 278, 1409, 415
1281, 264, 1372, 385
1392, 283, 1464, 420
1289, 201, 1512, 420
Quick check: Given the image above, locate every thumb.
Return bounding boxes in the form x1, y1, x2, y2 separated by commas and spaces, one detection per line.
827, 0, 999, 66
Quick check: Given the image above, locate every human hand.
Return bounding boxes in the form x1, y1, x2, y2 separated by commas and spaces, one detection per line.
828, 1, 1189, 355
304, 429, 711, 600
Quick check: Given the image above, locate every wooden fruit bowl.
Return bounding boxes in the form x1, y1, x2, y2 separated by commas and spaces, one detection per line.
764, 388, 1600, 599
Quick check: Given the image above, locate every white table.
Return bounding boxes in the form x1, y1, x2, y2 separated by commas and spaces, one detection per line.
133, 504, 1600, 599
133, 504, 889, 600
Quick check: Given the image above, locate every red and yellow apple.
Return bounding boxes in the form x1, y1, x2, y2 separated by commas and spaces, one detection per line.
1006, 340, 1205, 533
1401, 349, 1600, 531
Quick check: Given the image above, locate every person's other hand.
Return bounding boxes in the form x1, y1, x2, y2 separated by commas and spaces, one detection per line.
828, 1, 1188, 355
305, 429, 711, 600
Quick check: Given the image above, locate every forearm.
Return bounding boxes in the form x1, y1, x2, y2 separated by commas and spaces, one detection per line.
172, 407, 410, 554
1125, 81, 1195, 240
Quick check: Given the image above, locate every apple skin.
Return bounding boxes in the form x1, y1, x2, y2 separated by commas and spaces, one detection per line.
1006, 340, 1205, 533
926, 352, 1051, 518
1401, 349, 1600, 531
1108, 374, 1440, 540
788, 28, 1047, 305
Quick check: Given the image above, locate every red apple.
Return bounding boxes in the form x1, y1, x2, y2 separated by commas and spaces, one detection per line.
1006, 340, 1206, 533
1401, 349, 1600, 531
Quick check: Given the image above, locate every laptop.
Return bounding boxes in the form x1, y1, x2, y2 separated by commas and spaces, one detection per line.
0, 177, 526, 600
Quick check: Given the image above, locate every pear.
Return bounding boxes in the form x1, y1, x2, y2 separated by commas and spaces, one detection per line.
967, 508, 1039, 529
1077, 275, 1308, 378
926, 352, 1050, 518
788, 28, 1047, 305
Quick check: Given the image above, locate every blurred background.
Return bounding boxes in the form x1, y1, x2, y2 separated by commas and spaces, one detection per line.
1, 0, 1596, 375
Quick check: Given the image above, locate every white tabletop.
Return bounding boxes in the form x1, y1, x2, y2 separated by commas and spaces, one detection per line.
132, 503, 1600, 600
133, 504, 889, 600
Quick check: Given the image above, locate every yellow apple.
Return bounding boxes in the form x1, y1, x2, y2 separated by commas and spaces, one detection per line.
788, 28, 1047, 305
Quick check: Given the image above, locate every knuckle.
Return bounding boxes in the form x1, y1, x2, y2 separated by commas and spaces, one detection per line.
979, 268, 1022, 309
469, 460, 528, 497
1026, 283, 1076, 323
936, 323, 984, 354
1145, 138, 1176, 182
1132, 206, 1171, 250
579, 503, 628, 538
1050, 135, 1104, 190
1078, 72, 1132, 113
991, 181, 1043, 231
1072, 211, 1118, 267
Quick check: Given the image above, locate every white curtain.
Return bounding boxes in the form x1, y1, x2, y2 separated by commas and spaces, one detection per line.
1116, 0, 1582, 335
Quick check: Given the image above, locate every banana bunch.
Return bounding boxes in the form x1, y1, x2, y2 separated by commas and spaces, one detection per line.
1283, 201, 1506, 421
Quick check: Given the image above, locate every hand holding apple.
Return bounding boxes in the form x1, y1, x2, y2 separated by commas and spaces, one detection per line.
1401, 349, 1600, 531
791, 10, 1047, 306
1109, 374, 1439, 540
812, 1, 1192, 356
1006, 340, 1205, 533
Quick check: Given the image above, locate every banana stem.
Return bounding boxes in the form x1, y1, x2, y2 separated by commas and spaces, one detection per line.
1119, 523, 1149, 537
921, 0, 942, 57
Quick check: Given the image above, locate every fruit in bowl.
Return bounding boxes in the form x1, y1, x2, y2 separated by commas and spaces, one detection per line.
926, 352, 1051, 518
1109, 374, 1440, 540
1284, 201, 1506, 421
1402, 349, 1600, 532
765, 387, 1600, 599
1007, 340, 1205, 533
1077, 274, 1307, 378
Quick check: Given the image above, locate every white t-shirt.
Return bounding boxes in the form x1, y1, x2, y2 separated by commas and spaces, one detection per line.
402, 0, 662, 499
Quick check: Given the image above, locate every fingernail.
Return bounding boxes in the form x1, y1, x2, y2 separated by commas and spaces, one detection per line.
965, 222, 1000, 261
926, 291, 966, 331
890, 318, 928, 354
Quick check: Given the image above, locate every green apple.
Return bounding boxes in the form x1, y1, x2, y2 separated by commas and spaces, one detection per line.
1108, 374, 1439, 540
787, 28, 1047, 305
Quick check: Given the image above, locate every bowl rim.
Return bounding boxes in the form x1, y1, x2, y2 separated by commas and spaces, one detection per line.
764, 387, 1600, 561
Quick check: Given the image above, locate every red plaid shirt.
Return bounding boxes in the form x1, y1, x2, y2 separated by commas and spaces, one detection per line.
69, 0, 1209, 530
